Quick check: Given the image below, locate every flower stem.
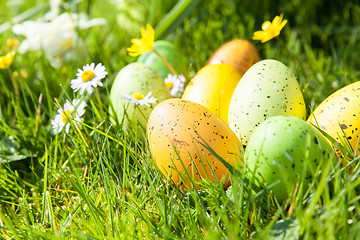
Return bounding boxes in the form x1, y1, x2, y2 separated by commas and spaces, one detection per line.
94, 88, 105, 116
7, 68, 19, 126
131, 106, 136, 121
8, 68, 20, 100
129, 105, 137, 129
34, 93, 43, 136
153, 49, 178, 76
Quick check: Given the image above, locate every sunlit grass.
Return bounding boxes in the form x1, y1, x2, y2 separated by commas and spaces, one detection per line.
0, 0, 360, 239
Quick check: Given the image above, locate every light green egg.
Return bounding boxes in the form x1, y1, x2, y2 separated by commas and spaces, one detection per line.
109, 62, 171, 135
245, 115, 334, 202
137, 40, 186, 78
228, 59, 306, 145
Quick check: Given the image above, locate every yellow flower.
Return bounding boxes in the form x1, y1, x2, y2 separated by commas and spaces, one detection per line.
0, 51, 15, 69
252, 13, 288, 43
6, 38, 20, 49
127, 23, 155, 56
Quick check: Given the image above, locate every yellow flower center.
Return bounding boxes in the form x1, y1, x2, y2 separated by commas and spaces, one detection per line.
132, 93, 145, 100
81, 70, 95, 82
62, 38, 74, 49
165, 82, 173, 90
62, 110, 74, 124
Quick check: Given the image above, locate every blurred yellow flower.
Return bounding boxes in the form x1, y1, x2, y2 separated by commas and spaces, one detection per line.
0, 51, 15, 69
253, 14, 287, 43
6, 38, 19, 49
127, 23, 155, 56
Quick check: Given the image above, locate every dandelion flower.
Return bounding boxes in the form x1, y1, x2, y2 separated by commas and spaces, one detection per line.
121, 91, 157, 107
252, 13, 287, 43
127, 23, 155, 56
51, 98, 86, 134
164, 74, 186, 98
70, 63, 108, 95
0, 51, 15, 69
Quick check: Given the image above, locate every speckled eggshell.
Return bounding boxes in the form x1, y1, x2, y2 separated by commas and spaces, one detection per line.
181, 63, 242, 124
147, 99, 243, 190
245, 115, 333, 202
206, 39, 260, 75
137, 40, 186, 78
228, 59, 306, 145
308, 81, 360, 156
110, 62, 171, 133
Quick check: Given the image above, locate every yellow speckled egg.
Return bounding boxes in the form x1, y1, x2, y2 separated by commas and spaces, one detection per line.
228, 59, 306, 145
308, 81, 360, 156
206, 39, 260, 75
181, 63, 242, 124
147, 99, 243, 190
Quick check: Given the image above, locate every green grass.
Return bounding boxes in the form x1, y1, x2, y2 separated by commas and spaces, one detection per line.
1, 0, 360, 239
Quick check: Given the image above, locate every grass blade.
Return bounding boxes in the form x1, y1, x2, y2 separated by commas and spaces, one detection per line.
155, 0, 202, 39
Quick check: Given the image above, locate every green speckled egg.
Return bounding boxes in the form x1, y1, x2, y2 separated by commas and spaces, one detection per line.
137, 40, 186, 78
110, 62, 171, 134
228, 59, 306, 145
245, 115, 333, 202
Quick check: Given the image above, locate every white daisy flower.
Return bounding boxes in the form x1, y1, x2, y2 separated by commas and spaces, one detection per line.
51, 98, 87, 134
12, 12, 107, 68
70, 63, 108, 95
121, 91, 157, 107
164, 74, 186, 98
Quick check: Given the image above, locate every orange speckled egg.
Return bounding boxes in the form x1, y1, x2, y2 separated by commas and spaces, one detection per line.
181, 63, 242, 124
308, 81, 360, 156
206, 39, 260, 75
147, 99, 243, 190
